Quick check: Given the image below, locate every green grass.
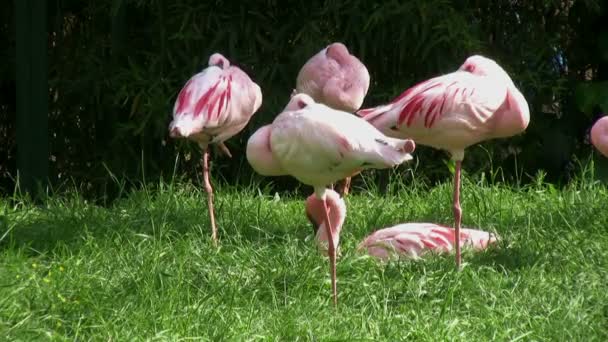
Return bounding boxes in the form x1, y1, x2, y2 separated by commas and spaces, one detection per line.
1, 174, 607, 341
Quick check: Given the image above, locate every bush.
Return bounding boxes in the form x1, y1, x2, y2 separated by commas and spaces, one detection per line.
1, 0, 607, 198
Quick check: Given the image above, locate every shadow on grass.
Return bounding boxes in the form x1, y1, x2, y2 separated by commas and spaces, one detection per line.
0, 199, 299, 256
466, 243, 541, 270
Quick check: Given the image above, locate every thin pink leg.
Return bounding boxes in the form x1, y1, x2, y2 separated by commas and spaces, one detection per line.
322, 198, 338, 307
202, 149, 218, 246
453, 160, 462, 269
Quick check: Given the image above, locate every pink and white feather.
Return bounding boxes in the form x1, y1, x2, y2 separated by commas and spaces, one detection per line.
169, 53, 262, 147
358, 223, 499, 261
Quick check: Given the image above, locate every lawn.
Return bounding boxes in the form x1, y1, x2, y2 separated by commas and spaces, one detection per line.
1, 174, 607, 341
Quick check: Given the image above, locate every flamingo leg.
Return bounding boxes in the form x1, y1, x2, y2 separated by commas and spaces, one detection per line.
453, 160, 462, 269
201, 148, 218, 246
322, 197, 338, 307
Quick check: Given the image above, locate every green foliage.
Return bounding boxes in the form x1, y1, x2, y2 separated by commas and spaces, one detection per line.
1, 0, 608, 196
1, 177, 607, 339
576, 81, 608, 115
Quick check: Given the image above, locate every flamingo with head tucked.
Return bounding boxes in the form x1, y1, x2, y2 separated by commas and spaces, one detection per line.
246, 93, 415, 306
169, 53, 262, 245
357, 55, 529, 269
591, 116, 608, 157
305, 189, 498, 261
294, 42, 371, 196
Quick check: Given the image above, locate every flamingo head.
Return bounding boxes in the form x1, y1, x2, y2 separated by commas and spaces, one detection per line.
283, 93, 315, 112
305, 189, 346, 255
323, 42, 371, 112
208, 53, 230, 69
325, 42, 350, 62
459, 55, 512, 84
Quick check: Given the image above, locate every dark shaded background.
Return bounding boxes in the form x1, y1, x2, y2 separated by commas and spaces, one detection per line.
1, 0, 608, 200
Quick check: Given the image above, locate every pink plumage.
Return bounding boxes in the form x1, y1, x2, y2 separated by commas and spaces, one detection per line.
358, 55, 529, 269
169, 53, 262, 245
247, 94, 415, 306
305, 190, 498, 261
305, 189, 346, 255
591, 116, 608, 157
296, 42, 370, 113
170, 53, 262, 147
358, 55, 529, 158
295, 43, 371, 197
358, 223, 499, 261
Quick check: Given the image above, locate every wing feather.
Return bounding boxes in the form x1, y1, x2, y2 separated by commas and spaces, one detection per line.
359, 72, 507, 130
397, 73, 506, 128
173, 68, 234, 129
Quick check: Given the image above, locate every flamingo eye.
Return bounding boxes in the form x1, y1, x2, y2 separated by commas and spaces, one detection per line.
297, 100, 307, 109
465, 64, 475, 72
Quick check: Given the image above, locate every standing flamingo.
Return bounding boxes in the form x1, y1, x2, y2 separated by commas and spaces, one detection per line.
305, 189, 498, 261
246, 93, 415, 306
591, 116, 608, 157
357, 55, 529, 269
169, 53, 262, 245
295, 42, 371, 196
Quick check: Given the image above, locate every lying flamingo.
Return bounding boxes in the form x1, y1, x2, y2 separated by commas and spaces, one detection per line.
169, 53, 262, 245
246, 93, 415, 306
305, 189, 498, 261
295, 42, 371, 196
358, 223, 499, 261
591, 116, 608, 157
358, 55, 529, 269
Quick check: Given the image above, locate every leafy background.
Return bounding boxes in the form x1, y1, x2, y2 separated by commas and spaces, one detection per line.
1, 0, 608, 199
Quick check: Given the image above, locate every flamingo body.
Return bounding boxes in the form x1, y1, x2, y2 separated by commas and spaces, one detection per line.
591, 116, 608, 157
358, 223, 499, 261
269, 94, 414, 188
357, 55, 528, 268
247, 94, 415, 306
169, 53, 262, 147
358, 55, 529, 160
296, 43, 370, 113
169, 53, 262, 244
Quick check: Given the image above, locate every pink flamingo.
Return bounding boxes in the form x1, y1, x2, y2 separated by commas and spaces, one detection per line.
358, 223, 498, 261
295, 42, 370, 113
591, 116, 608, 157
305, 189, 498, 261
295, 42, 371, 196
357, 55, 529, 269
169, 53, 262, 245
246, 93, 415, 306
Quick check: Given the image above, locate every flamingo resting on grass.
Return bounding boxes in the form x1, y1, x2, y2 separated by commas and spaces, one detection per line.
246, 93, 415, 306
591, 116, 608, 157
169, 53, 262, 245
295, 42, 371, 196
306, 189, 498, 261
357, 55, 529, 269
